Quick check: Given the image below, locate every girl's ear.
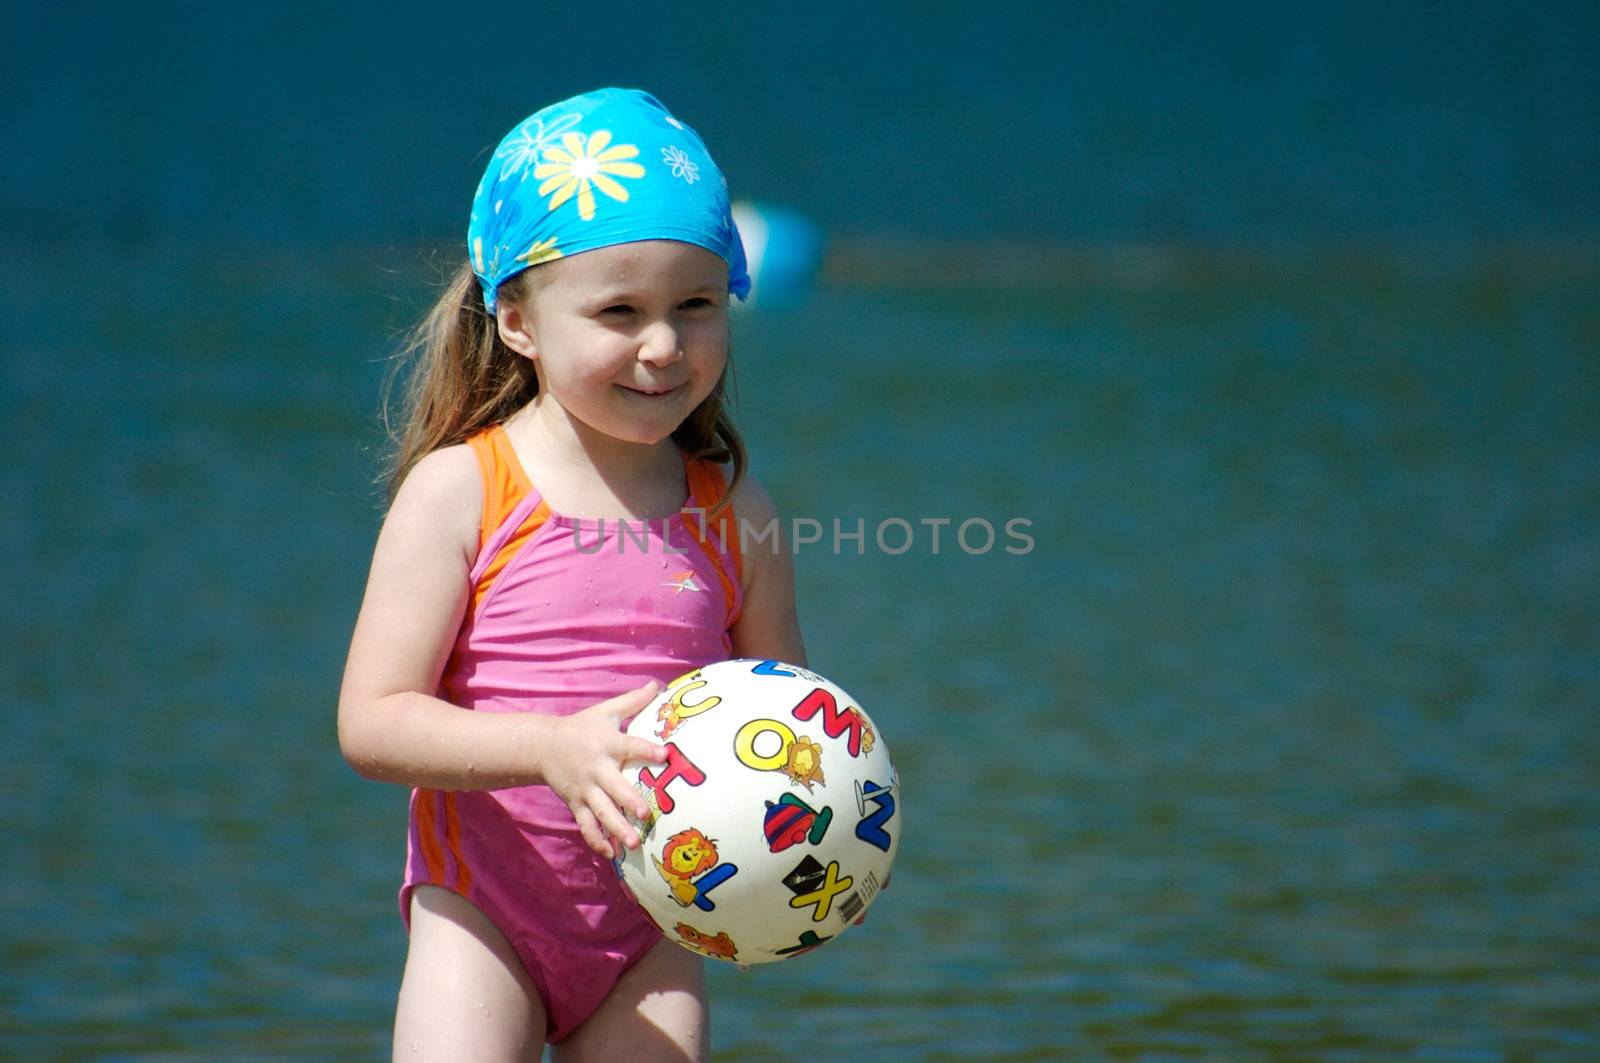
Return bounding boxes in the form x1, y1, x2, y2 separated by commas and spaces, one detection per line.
496, 301, 538, 360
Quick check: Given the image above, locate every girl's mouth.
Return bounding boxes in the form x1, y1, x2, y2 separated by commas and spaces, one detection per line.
620, 383, 683, 397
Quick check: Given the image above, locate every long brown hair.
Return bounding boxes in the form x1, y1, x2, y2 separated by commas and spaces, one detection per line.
381, 259, 746, 511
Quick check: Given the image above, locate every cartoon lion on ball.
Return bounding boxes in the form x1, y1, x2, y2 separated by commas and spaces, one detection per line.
653, 828, 718, 907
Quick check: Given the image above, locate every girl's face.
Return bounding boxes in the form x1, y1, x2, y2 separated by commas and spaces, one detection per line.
503, 240, 731, 448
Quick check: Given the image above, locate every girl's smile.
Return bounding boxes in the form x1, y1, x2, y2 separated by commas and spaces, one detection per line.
617, 381, 686, 397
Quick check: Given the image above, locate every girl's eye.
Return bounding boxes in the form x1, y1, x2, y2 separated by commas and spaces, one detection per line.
600, 305, 634, 317
680, 297, 714, 311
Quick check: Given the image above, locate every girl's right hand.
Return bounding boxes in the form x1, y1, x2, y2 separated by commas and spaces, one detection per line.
541, 681, 669, 859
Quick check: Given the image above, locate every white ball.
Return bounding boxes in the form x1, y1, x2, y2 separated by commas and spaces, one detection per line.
615, 658, 900, 965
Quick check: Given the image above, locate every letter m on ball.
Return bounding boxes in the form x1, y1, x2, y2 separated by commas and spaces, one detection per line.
790, 687, 865, 757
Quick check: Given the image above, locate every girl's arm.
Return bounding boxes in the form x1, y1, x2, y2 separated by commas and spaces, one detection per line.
727, 473, 808, 665
337, 445, 665, 857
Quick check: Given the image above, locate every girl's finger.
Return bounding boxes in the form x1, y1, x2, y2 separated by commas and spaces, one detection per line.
619, 736, 669, 765
602, 680, 660, 718
591, 791, 640, 852
572, 806, 613, 860
603, 772, 652, 824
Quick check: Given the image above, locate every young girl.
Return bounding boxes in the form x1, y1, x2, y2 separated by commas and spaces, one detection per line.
339, 88, 805, 1061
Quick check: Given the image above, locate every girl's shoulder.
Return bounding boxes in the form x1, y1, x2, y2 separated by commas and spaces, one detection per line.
687, 457, 775, 517
386, 444, 483, 562
723, 465, 779, 526
711, 463, 785, 591
395, 443, 482, 505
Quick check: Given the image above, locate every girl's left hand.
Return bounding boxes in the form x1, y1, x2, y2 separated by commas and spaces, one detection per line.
537, 680, 668, 859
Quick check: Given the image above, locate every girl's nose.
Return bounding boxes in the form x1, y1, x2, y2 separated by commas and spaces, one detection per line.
637, 320, 684, 366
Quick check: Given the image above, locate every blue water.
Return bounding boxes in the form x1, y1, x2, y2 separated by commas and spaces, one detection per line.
4, 4, 1599, 1060
6, 4, 1596, 247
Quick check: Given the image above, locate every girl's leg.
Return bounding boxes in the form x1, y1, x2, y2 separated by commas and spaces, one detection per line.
394, 885, 547, 1062
553, 937, 709, 1063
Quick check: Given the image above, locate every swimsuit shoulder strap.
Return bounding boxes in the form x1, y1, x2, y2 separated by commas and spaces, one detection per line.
463, 425, 549, 618
683, 458, 744, 625
465, 424, 535, 552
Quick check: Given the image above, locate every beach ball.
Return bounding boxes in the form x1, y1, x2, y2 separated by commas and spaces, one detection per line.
615, 658, 899, 965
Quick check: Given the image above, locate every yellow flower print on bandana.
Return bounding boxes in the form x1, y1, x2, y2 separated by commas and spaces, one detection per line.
535, 130, 647, 221
515, 236, 563, 266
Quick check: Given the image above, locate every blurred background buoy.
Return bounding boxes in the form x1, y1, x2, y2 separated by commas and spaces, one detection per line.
732, 200, 824, 309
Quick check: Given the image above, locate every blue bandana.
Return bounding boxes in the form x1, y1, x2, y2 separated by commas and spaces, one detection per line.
467, 87, 750, 313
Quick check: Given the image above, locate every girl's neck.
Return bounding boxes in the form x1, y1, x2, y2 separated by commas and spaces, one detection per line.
501, 398, 687, 520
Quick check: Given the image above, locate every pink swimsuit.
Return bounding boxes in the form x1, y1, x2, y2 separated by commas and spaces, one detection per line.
400, 425, 743, 1043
